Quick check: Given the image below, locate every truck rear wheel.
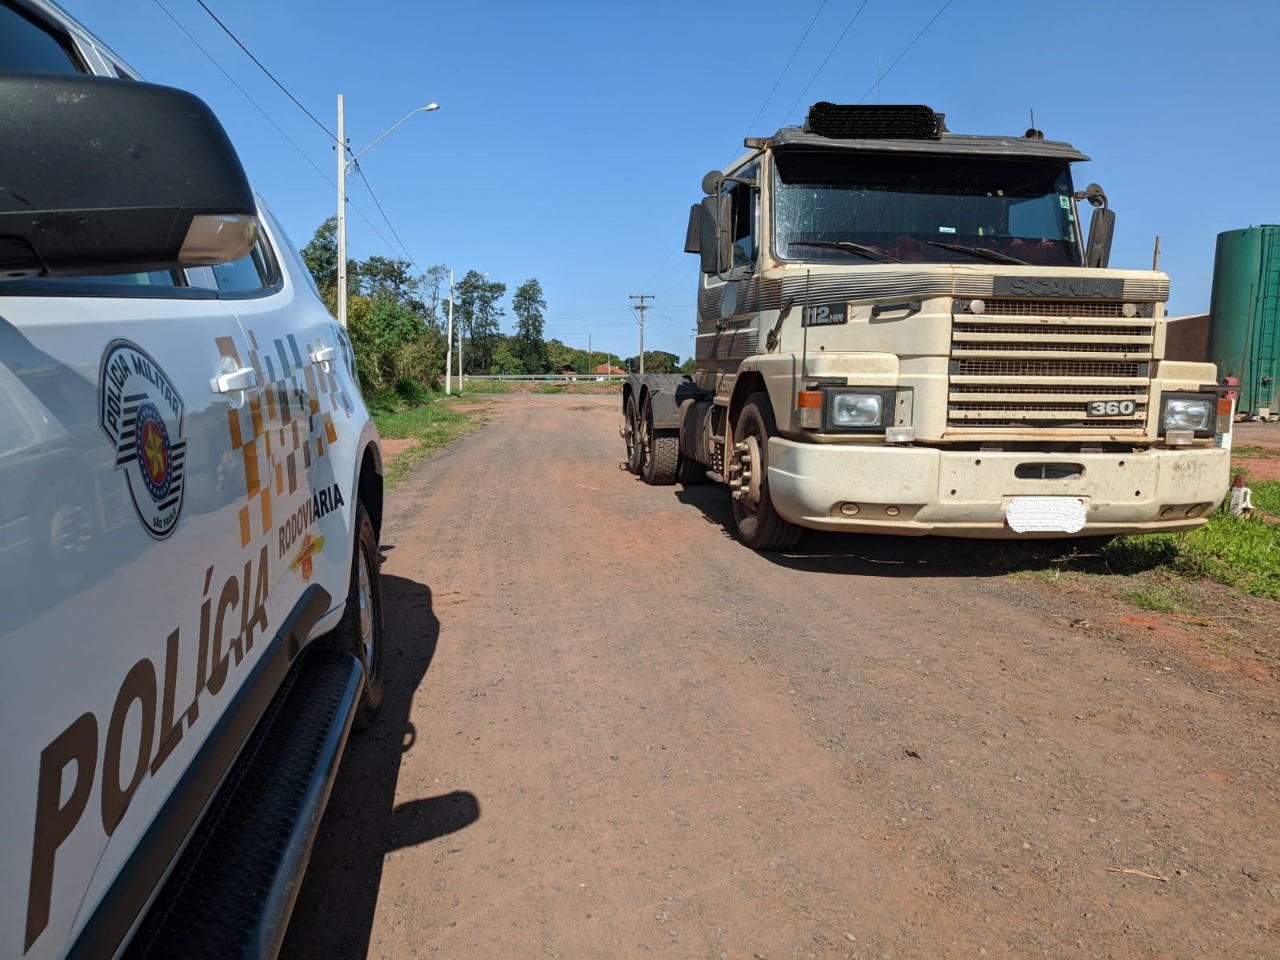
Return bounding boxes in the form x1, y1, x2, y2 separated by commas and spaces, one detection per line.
623, 394, 642, 474
730, 393, 802, 550
676, 454, 707, 485
639, 395, 678, 485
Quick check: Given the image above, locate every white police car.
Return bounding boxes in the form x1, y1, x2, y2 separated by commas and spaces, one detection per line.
1, 2, 386, 957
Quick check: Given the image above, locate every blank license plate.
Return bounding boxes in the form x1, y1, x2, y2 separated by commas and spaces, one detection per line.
1006, 496, 1086, 533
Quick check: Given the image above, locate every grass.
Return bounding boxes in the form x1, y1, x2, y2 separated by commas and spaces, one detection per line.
451, 378, 620, 396
370, 393, 491, 489
1232, 445, 1280, 459
1097, 477, 1280, 601
1117, 580, 1191, 613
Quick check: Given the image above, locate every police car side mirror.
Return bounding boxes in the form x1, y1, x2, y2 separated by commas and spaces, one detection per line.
0, 73, 259, 281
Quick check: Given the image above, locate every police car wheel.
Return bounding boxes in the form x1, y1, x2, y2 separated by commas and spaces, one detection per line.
338, 501, 384, 730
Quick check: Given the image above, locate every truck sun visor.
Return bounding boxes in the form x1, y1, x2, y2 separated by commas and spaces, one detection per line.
803, 103, 943, 140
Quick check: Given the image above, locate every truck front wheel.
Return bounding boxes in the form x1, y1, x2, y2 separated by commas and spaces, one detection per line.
730, 393, 802, 550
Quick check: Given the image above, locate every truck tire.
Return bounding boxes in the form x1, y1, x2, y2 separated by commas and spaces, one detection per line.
624, 394, 642, 474
334, 501, 384, 730
639, 395, 678, 485
731, 393, 803, 550
676, 454, 707, 485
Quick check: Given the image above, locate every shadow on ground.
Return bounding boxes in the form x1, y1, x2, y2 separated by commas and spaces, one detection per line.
280, 566, 479, 959
671, 482, 1153, 578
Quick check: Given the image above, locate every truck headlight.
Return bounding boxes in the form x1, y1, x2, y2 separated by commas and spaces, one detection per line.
1159, 393, 1215, 437
825, 387, 896, 433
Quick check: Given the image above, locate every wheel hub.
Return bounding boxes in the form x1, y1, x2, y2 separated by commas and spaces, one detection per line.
728, 435, 762, 510
357, 547, 374, 671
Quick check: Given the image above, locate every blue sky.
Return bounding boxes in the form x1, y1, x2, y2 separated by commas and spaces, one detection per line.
57, 0, 1280, 364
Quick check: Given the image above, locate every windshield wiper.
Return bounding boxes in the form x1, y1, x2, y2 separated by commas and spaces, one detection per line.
787, 240, 900, 264
924, 241, 1027, 265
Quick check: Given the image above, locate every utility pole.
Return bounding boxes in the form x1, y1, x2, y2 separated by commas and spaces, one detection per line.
336, 95, 347, 327
446, 268, 455, 395
629, 294, 652, 375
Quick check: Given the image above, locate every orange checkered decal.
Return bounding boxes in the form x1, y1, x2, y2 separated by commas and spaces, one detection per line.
218, 328, 354, 548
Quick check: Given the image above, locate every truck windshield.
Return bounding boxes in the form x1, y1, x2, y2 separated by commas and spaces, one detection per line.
772, 149, 1083, 267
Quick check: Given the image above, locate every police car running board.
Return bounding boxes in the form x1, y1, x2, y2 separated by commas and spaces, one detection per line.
121, 647, 364, 960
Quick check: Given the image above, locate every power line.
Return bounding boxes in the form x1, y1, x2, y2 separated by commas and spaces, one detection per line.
353, 166, 424, 274
780, 0, 871, 124
151, 0, 332, 187
193, 0, 336, 142
856, 0, 956, 104
740, 0, 829, 142
153, 0, 402, 259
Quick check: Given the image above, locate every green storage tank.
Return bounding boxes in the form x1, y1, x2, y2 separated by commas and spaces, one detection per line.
1208, 225, 1280, 417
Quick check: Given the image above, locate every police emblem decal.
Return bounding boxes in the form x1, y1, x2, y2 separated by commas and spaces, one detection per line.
99, 340, 187, 539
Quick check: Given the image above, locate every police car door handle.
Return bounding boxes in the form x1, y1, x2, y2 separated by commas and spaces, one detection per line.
210, 366, 258, 394
313, 345, 337, 365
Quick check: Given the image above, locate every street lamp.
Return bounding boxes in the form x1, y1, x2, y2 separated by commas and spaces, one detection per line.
336, 96, 439, 328
446, 270, 488, 395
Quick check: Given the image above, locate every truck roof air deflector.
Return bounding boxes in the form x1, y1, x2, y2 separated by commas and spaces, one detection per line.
803, 103, 943, 140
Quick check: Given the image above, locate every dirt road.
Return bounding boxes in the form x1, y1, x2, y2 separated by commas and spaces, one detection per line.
283, 394, 1279, 960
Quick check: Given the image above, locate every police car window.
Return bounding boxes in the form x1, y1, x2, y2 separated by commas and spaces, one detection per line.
60, 271, 181, 287
0, 3, 85, 73
211, 241, 276, 294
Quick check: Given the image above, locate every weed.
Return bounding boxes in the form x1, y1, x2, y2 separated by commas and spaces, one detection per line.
1231, 445, 1280, 459
1118, 581, 1189, 613
373, 396, 490, 488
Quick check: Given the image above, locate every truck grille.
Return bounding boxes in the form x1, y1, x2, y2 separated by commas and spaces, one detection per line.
948, 298, 1154, 433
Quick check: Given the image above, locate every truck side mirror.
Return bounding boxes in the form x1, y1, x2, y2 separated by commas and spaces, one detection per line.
698, 196, 720, 274
697, 195, 734, 276
1085, 207, 1115, 269
0, 73, 258, 280
684, 204, 701, 255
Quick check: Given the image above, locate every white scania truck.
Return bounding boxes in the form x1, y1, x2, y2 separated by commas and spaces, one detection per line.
622, 103, 1231, 550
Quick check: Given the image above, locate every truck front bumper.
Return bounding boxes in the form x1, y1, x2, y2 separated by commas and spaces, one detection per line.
766, 439, 1231, 538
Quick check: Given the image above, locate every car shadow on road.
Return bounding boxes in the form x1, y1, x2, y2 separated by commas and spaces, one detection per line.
280, 568, 480, 959
672, 484, 1118, 578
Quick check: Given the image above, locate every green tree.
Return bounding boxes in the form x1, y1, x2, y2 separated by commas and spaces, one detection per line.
626, 350, 681, 374
511, 278, 549, 374
546, 338, 575, 372
301, 217, 338, 293
300, 217, 358, 303
454, 271, 507, 375
358, 255, 416, 303
491, 339, 527, 376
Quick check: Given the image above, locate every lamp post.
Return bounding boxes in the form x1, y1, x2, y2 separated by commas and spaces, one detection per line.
336, 97, 438, 328
446, 270, 488, 395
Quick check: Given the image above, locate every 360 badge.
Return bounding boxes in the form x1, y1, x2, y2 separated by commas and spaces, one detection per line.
99, 340, 188, 539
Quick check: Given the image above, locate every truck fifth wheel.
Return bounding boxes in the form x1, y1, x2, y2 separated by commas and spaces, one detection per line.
620, 103, 1231, 551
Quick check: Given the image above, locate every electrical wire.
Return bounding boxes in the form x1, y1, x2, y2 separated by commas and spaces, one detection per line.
740, 0, 829, 142
353, 166, 425, 274
780, 0, 871, 124
187, 0, 437, 281
193, 0, 336, 142
151, 0, 332, 187
856, 0, 956, 104
152, 0, 403, 260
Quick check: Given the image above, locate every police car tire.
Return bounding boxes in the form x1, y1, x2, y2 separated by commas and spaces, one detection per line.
337, 501, 384, 731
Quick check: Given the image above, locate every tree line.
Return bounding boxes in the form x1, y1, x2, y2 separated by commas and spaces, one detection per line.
299, 218, 689, 397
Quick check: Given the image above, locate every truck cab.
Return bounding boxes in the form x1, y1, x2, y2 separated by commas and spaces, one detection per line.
623, 104, 1230, 550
